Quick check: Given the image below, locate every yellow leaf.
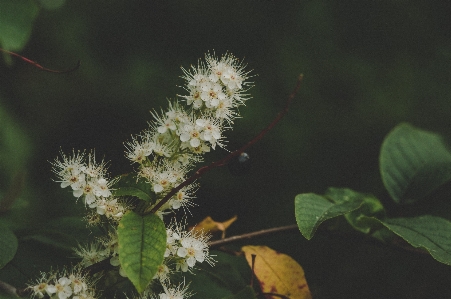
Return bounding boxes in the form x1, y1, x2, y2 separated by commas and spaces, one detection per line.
242, 245, 311, 299
192, 216, 237, 238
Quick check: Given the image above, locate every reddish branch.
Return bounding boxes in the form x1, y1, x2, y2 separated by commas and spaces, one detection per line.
1, 75, 304, 296
0, 48, 80, 73
209, 224, 299, 248
149, 74, 305, 214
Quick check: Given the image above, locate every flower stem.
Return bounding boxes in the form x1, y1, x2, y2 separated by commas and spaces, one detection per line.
149, 74, 304, 214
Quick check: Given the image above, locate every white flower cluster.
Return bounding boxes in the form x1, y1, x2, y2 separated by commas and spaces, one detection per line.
74, 231, 128, 277
181, 53, 251, 123
48, 53, 251, 299
164, 220, 213, 273
125, 53, 251, 216
29, 269, 97, 299
131, 281, 192, 299
51, 151, 127, 223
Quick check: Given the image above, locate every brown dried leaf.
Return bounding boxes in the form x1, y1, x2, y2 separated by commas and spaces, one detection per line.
192, 215, 237, 238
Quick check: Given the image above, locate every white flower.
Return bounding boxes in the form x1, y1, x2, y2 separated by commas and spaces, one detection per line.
52, 151, 113, 208
214, 97, 236, 124
153, 263, 170, 281
158, 280, 192, 299
30, 273, 56, 298
74, 242, 108, 267
169, 184, 197, 212
200, 81, 226, 108
152, 109, 177, 134
96, 198, 126, 221
151, 137, 173, 158
177, 236, 205, 267
196, 118, 223, 149
188, 143, 210, 154
51, 150, 86, 188
179, 122, 202, 148
181, 62, 210, 109
184, 87, 203, 109
52, 277, 73, 299
152, 171, 176, 193
81, 180, 97, 206
93, 178, 112, 197
206, 52, 250, 92
125, 135, 154, 163
165, 220, 213, 272
73, 292, 96, 299
69, 274, 88, 294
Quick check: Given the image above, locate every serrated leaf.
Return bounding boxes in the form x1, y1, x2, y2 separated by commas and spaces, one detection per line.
0, 0, 39, 54
113, 173, 155, 202
367, 215, 451, 266
0, 227, 18, 269
325, 188, 385, 233
117, 211, 166, 293
221, 286, 257, 299
295, 193, 363, 240
380, 123, 451, 204
242, 246, 311, 299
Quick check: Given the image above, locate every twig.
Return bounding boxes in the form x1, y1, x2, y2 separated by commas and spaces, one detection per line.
0, 48, 80, 73
209, 224, 298, 248
149, 74, 304, 214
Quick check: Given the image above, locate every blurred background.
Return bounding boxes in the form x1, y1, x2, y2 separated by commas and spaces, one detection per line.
1, 1, 451, 298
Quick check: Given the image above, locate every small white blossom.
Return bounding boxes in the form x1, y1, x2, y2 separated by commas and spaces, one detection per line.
52, 151, 113, 210
29, 269, 97, 299
158, 280, 192, 299
179, 122, 202, 148
74, 242, 108, 267
125, 135, 154, 164
153, 262, 171, 282
168, 184, 197, 212
164, 219, 213, 272
96, 198, 126, 221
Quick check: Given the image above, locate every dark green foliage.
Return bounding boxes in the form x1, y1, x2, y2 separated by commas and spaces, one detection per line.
296, 124, 451, 266
113, 173, 155, 203
380, 123, 451, 204
0, 226, 17, 269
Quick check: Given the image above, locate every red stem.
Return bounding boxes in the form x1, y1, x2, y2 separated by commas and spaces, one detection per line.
149, 74, 304, 214
0, 48, 80, 73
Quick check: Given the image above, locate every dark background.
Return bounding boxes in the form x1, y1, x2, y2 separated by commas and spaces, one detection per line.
1, 1, 451, 298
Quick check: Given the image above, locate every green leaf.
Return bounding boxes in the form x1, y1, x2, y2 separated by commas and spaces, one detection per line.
367, 215, 451, 266
190, 251, 250, 298
113, 173, 155, 203
221, 286, 257, 299
380, 123, 451, 204
295, 193, 363, 240
325, 188, 385, 233
0, 226, 18, 269
117, 211, 166, 293
0, 0, 39, 55
0, 238, 69, 288
20, 216, 101, 252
